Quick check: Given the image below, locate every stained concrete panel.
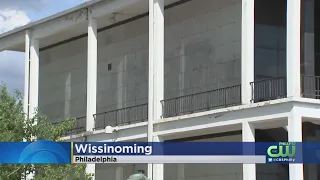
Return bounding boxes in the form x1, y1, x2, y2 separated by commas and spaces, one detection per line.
38, 0, 242, 121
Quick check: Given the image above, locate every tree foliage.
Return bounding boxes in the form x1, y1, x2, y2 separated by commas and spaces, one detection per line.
0, 84, 94, 180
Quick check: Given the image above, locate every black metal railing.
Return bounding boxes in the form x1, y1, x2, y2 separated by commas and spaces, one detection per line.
161, 85, 241, 118
301, 75, 320, 99
94, 103, 148, 130
66, 116, 86, 135
250, 77, 286, 103
52, 116, 86, 136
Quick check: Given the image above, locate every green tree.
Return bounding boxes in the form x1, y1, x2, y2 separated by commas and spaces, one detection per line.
0, 84, 94, 180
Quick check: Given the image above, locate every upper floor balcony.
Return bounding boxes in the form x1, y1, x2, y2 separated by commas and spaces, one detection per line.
44, 0, 320, 135
0, 0, 317, 136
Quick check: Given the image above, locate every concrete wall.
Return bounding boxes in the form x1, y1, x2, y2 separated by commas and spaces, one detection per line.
39, 37, 88, 121
38, 0, 241, 121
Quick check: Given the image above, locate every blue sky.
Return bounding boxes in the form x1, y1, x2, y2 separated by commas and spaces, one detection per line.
0, 0, 89, 93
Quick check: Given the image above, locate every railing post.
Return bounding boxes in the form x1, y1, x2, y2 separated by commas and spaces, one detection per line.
207, 92, 210, 110
103, 113, 106, 128
250, 82, 253, 102
160, 101, 164, 118
317, 77, 320, 98
224, 88, 227, 106
116, 110, 119, 126
191, 95, 194, 114
269, 79, 272, 99
92, 115, 96, 131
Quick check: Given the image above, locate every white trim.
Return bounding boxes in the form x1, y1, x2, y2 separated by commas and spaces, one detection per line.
154, 98, 293, 124
0, 32, 25, 52
153, 112, 289, 137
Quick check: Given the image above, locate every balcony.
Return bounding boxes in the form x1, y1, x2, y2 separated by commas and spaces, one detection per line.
301, 75, 320, 99
161, 85, 242, 118
250, 77, 287, 103
52, 75, 320, 137
52, 116, 86, 136
92, 86, 242, 130
94, 104, 148, 130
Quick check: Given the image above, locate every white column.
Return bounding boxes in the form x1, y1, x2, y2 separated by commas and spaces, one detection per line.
24, 30, 30, 119
153, 135, 164, 180
241, 0, 255, 104
242, 122, 256, 180
86, 164, 95, 180
27, 34, 39, 180
288, 107, 304, 180
287, 0, 301, 97
115, 166, 123, 180
148, 0, 164, 179
86, 12, 98, 132
177, 164, 185, 180
29, 36, 39, 117
86, 11, 98, 180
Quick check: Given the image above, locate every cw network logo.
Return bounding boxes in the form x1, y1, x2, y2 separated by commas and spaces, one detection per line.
267, 142, 296, 163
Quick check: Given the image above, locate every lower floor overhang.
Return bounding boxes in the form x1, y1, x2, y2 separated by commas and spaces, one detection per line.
62, 97, 320, 142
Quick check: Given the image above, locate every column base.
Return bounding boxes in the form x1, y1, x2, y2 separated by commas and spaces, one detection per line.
86, 164, 95, 180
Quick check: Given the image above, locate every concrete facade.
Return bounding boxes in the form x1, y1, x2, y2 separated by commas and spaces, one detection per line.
38, 0, 241, 122
1, 0, 320, 180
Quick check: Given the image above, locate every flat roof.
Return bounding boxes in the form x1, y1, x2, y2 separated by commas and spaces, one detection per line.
0, 0, 104, 39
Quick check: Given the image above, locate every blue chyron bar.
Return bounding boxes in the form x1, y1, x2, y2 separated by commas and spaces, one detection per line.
0, 140, 72, 164
0, 141, 319, 164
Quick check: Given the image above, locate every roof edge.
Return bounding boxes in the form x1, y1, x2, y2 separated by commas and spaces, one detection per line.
0, 0, 105, 39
